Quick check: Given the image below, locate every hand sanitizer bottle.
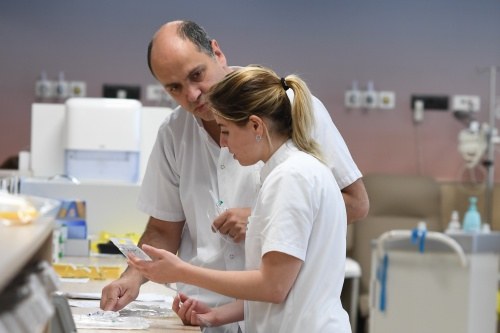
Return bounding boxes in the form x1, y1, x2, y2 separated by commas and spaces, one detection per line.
462, 196, 481, 232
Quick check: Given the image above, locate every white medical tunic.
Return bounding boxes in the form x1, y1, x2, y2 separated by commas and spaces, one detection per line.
138, 92, 359, 332
245, 141, 351, 333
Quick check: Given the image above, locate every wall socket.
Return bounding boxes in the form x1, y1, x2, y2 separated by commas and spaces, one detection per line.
35, 79, 86, 99
452, 95, 480, 112
361, 90, 378, 109
69, 81, 86, 97
345, 90, 395, 109
345, 90, 362, 108
378, 91, 396, 109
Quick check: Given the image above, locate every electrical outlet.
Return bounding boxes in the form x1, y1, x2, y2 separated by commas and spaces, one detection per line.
69, 81, 86, 97
452, 95, 480, 112
345, 90, 362, 108
361, 90, 378, 109
378, 91, 395, 109
35, 80, 54, 99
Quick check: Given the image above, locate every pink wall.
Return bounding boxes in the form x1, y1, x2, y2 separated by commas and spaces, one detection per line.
1, 1, 499, 182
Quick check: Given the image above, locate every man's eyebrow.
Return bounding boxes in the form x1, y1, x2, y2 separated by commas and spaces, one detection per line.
188, 64, 205, 77
163, 82, 178, 89
163, 65, 206, 89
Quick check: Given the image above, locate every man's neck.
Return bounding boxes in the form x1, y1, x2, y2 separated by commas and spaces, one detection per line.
202, 119, 221, 146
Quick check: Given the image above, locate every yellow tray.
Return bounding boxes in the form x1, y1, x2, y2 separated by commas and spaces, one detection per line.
53, 263, 123, 280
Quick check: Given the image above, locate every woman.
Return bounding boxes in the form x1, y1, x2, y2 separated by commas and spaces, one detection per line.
128, 65, 350, 333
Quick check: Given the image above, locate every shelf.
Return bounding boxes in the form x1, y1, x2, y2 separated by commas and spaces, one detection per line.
0, 216, 54, 291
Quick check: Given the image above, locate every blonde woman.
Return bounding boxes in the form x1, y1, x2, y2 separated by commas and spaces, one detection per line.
128, 66, 351, 333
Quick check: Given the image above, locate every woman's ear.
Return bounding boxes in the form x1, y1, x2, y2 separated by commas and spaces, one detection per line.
248, 115, 264, 134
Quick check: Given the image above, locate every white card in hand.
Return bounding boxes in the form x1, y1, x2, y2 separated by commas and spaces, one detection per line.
110, 238, 151, 261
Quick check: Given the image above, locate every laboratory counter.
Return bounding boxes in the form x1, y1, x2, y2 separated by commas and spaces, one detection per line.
58, 255, 200, 333
58, 254, 361, 333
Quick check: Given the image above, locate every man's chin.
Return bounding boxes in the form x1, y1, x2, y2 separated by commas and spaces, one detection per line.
196, 111, 215, 122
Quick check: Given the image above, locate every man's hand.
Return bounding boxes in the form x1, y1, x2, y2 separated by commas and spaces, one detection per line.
100, 271, 144, 311
211, 207, 251, 243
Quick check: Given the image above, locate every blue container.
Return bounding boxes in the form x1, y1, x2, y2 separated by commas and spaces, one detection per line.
462, 196, 481, 232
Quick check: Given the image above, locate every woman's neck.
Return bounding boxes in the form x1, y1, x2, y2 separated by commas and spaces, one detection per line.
263, 136, 289, 162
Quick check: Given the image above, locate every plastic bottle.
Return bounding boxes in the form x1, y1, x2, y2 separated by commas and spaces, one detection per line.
55, 71, 69, 101
445, 210, 461, 233
35, 70, 52, 100
462, 196, 481, 232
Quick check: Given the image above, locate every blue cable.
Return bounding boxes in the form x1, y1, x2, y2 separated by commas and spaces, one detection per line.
411, 228, 427, 253
377, 253, 389, 312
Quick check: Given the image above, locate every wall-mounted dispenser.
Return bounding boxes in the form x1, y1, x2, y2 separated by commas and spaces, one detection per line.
64, 98, 141, 183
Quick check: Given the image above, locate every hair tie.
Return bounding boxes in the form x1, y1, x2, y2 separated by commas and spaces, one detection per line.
280, 77, 289, 91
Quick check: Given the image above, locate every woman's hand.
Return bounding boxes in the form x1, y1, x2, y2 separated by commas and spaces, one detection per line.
126, 244, 183, 284
173, 292, 217, 327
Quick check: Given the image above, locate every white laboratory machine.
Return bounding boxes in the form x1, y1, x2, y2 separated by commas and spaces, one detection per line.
22, 98, 173, 235
369, 228, 500, 333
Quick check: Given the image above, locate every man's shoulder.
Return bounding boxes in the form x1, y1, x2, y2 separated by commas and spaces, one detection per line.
158, 106, 195, 131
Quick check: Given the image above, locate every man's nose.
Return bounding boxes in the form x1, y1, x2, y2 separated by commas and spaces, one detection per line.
186, 84, 201, 103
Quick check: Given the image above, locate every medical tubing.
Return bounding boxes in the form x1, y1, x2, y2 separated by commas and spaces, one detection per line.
376, 254, 389, 312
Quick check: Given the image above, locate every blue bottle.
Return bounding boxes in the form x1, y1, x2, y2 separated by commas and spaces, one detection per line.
462, 196, 481, 232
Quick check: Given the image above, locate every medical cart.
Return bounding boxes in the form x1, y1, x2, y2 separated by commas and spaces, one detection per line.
369, 230, 500, 333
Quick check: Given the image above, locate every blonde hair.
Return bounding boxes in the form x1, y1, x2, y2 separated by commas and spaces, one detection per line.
208, 65, 324, 162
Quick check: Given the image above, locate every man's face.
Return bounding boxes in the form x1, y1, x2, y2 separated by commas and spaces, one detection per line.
151, 36, 229, 122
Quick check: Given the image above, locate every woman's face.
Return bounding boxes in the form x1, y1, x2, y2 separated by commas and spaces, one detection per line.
215, 115, 264, 166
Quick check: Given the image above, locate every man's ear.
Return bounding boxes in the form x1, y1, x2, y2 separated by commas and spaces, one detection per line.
211, 39, 227, 66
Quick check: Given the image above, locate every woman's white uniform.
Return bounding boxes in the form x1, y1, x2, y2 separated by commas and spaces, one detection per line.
138, 90, 359, 333
245, 141, 351, 333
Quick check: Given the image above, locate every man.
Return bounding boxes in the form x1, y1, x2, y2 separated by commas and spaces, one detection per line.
101, 20, 369, 333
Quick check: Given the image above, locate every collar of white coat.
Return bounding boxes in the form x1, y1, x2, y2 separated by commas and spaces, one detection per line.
260, 139, 298, 184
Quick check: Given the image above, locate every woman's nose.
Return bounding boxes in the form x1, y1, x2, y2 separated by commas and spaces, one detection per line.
220, 137, 228, 148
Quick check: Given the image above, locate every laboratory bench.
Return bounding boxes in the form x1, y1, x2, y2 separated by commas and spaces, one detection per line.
54, 253, 198, 333
60, 275, 199, 333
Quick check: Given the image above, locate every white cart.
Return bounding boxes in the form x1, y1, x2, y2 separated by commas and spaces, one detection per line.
369, 230, 500, 333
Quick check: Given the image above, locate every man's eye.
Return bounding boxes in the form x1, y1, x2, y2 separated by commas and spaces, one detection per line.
168, 86, 179, 94
191, 71, 203, 81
